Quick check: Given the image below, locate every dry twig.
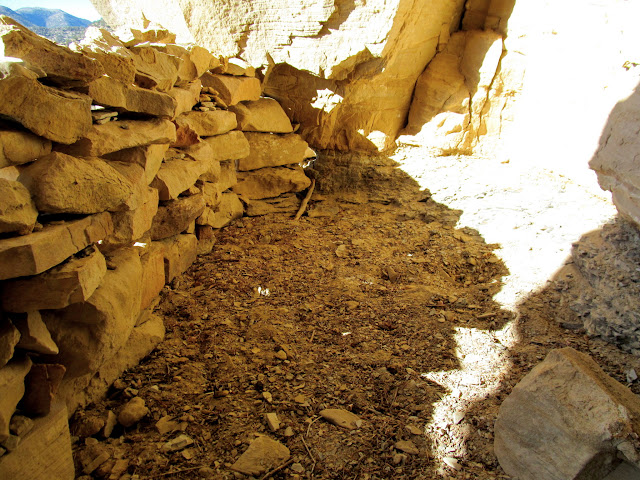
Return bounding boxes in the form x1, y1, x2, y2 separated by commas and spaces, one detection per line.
294, 179, 316, 220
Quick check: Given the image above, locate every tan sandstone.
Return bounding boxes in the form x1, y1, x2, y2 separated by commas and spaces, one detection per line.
0, 355, 32, 442
21, 152, 134, 214
41, 248, 143, 378
1, 246, 107, 312
156, 234, 198, 283
228, 98, 293, 133
175, 110, 237, 137
104, 143, 169, 185
150, 194, 206, 240
82, 75, 178, 117
197, 192, 244, 229
0, 16, 104, 85
200, 73, 261, 106
238, 133, 308, 171
0, 320, 20, 368
57, 118, 176, 157
12, 311, 59, 355
0, 126, 52, 168
233, 166, 311, 199
0, 212, 113, 281
0, 59, 92, 144
0, 178, 38, 235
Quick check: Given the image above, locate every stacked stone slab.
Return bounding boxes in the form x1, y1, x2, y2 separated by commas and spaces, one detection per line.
0, 17, 312, 472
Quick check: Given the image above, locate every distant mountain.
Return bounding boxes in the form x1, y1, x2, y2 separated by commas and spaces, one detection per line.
15, 7, 92, 28
0, 6, 37, 27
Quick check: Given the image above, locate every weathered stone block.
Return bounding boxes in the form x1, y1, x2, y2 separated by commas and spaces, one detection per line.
0, 212, 113, 281
238, 133, 308, 171
153, 44, 212, 85
103, 143, 169, 185
41, 248, 142, 377
83, 75, 177, 117
245, 193, 300, 217
495, 347, 640, 480
202, 130, 250, 162
0, 400, 74, 480
21, 152, 133, 214
219, 160, 239, 190
175, 110, 237, 137
0, 16, 104, 85
12, 311, 58, 355
197, 192, 244, 229
168, 81, 202, 118
75, 27, 136, 84
0, 355, 31, 442
0, 126, 51, 168
200, 73, 261, 106
233, 165, 311, 200
196, 225, 216, 255
231, 436, 290, 476
0, 178, 38, 235
57, 118, 176, 157
0, 319, 20, 368
201, 182, 223, 209
590, 85, 640, 225
157, 234, 197, 283
130, 44, 181, 92
151, 146, 215, 201
229, 98, 293, 133
19, 364, 66, 416
1, 245, 107, 313
151, 194, 206, 240
140, 245, 165, 311
104, 187, 159, 247
0, 59, 92, 144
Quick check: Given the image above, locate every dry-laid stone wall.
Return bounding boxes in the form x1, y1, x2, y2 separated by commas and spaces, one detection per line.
0, 16, 312, 470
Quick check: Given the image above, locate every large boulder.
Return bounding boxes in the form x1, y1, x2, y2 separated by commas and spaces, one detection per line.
495, 347, 640, 480
590, 85, 640, 226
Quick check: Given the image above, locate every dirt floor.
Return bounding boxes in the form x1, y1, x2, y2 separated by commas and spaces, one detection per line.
70, 151, 640, 480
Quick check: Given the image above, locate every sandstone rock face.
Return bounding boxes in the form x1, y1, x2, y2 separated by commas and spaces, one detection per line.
1, 246, 107, 312
0, 59, 92, 144
590, 85, 640, 226
20, 364, 66, 416
21, 153, 133, 214
0, 212, 113, 280
401, 30, 505, 154
0, 178, 38, 235
495, 348, 640, 480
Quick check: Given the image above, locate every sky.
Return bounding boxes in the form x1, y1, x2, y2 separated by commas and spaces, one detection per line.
0, 0, 102, 21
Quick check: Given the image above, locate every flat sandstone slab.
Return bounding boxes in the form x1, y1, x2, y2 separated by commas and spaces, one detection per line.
0, 212, 113, 280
